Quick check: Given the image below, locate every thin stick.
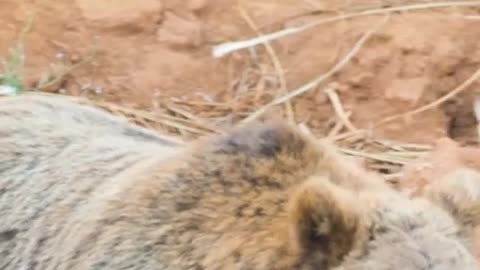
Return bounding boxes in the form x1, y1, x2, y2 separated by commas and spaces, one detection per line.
165, 105, 219, 133
328, 129, 368, 142
383, 172, 404, 182
339, 148, 410, 165
172, 99, 230, 108
241, 14, 390, 124
375, 67, 480, 127
298, 122, 314, 137
212, 1, 480, 57
18, 14, 35, 44
454, 14, 480, 20
324, 86, 358, 132
373, 138, 433, 151
238, 4, 295, 124
327, 111, 352, 138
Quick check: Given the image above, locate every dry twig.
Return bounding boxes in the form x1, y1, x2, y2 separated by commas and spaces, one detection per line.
241, 14, 390, 123
324, 86, 358, 132
339, 147, 411, 165
213, 1, 480, 57
327, 111, 352, 138
238, 3, 295, 124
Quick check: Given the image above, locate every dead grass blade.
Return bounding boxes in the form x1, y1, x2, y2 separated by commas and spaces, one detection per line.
213, 1, 480, 57
338, 147, 412, 165
164, 105, 220, 133
238, 3, 295, 124
241, 14, 390, 124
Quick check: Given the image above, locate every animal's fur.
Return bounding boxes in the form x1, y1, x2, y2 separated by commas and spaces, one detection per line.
0, 94, 479, 269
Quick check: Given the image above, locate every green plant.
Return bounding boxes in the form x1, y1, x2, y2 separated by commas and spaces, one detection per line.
0, 15, 34, 95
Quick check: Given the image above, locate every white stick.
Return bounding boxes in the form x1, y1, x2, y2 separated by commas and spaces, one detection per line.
241, 14, 390, 123
212, 1, 480, 58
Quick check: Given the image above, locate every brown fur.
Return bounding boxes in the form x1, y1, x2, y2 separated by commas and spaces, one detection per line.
0, 94, 479, 269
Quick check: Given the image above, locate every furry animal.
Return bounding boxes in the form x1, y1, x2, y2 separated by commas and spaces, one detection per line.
0, 93, 479, 270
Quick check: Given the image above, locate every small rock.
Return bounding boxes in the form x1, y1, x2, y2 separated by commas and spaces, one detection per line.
70, 54, 81, 64
384, 77, 429, 104
75, 0, 163, 34
348, 72, 374, 87
157, 11, 205, 48
187, 0, 208, 12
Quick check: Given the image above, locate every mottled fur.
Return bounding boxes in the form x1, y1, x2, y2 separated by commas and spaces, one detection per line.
0, 94, 479, 269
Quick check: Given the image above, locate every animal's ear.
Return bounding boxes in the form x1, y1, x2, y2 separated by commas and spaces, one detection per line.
288, 177, 363, 267
423, 168, 480, 229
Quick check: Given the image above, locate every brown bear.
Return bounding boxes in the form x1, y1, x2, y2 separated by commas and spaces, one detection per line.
0, 93, 478, 270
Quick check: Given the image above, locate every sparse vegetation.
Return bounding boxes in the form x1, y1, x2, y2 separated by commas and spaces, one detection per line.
0, 15, 34, 95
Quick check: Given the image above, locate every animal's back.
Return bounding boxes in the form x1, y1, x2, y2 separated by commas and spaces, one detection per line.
1, 94, 479, 270
0, 94, 182, 269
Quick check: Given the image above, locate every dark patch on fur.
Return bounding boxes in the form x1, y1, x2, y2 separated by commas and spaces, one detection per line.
420, 250, 434, 268
233, 251, 242, 262
439, 192, 460, 218
24, 156, 40, 172
175, 200, 198, 212
375, 225, 388, 234
209, 169, 232, 189
0, 229, 18, 241
38, 101, 55, 109
256, 127, 283, 157
235, 203, 250, 217
215, 123, 305, 158
306, 225, 329, 250
254, 207, 265, 216
242, 173, 283, 189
